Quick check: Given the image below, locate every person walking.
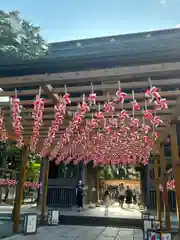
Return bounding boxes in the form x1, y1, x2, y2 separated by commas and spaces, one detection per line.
132, 189, 137, 205
117, 183, 125, 208
125, 186, 133, 208
76, 180, 84, 212
103, 190, 110, 213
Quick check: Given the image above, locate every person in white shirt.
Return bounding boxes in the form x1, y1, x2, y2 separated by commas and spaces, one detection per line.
103, 190, 110, 213
117, 183, 125, 208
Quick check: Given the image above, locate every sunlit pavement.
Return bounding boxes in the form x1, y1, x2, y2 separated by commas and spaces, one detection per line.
5, 225, 143, 240
98, 202, 141, 218
0, 203, 142, 219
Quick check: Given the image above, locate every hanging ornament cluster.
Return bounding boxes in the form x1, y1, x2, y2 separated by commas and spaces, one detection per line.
145, 78, 168, 110
159, 179, 175, 191
30, 87, 46, 152
114, 81, 127, 104
11, 90, 24, 147
48, 80, 167, 167
24, 181, 41, 189
0, 179, 16, 186
40, 87, 71, 157
88, 83, 96, 105
50, 94, 90, 163
0, 179, 41, 189
0, 113, 7, 142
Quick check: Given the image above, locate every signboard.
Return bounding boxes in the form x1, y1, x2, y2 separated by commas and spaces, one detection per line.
24, 214, 37, 235
144, 220, 152, 239
48, 209, 59, 225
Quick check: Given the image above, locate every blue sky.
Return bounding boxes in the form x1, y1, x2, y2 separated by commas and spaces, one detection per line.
1, 0, 180, 42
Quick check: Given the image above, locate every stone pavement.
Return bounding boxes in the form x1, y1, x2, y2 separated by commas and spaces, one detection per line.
0, 203, 142, 220
5, 225, 143, 239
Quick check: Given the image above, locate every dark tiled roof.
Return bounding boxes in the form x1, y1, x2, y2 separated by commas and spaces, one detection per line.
0, 28, 180, 78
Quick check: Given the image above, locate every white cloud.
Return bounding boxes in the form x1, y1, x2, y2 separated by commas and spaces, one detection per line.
175, 24, 180, 28
160, 0, 167, 5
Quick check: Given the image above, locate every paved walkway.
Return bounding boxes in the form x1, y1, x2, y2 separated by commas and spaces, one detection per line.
5, 225, 143, 239
0, 203, 142, 219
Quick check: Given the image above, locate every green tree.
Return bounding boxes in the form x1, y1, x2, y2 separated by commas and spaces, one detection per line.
0, 10, 48, 60
100, 164, 140, 180
1, 142, 41, 182
26, 153, 41, 182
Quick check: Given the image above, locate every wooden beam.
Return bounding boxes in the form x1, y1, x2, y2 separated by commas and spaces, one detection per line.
153, 154, 162, 229
4, 113, 174, 122
42, 84, 59, 104
160, 143, 171, 230
4, 104, 175, 115
1, 61, 180, 86
13, 145, 29, 233
41, 158, 49, 221
10, 98, 179, 107
170, 124, 180, 230
1, 82, 180, 97
153, 96, 180, 151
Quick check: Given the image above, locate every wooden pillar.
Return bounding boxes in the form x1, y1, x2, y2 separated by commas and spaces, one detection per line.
160, 143, 171, 230
140, 167, 145, 208
170, 124, 180, 230
96, 168, 100, 205
153, 154, 162, 229
13, 145, 29, 233
41, 158, 49, 220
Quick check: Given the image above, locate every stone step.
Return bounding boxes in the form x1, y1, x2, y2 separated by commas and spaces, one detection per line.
58, 214, 144, 229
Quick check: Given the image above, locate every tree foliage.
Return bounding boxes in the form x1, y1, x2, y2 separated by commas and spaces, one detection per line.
26, 153, 41, 182
0, 10, 48, 60
100, 164, 140, 180
0, 142, 41, 181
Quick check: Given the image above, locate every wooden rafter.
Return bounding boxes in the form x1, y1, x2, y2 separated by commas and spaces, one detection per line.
1, 60, 180, 150
0, 80, 180, 97
1, 61, 180, 86
42, 84, 59, 104
153, 96, 180, 152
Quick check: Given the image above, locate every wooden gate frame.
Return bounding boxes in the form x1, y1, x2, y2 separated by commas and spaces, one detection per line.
0, 59, 180, 232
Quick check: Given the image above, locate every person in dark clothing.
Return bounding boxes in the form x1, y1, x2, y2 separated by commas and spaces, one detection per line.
76, 180, 84, 212
132, 189, 137, 205
125, 186, 133, 208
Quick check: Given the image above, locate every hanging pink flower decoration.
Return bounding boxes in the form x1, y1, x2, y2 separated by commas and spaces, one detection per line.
0, 115, 7, 142
50, 102, 89, 160
131, 100, 140, 111
141, 124, 151, 134
88, 83, 96, 105
88, 93, 96, 105
160, 180, 176, 191
152, 131, 159, 140
95, 111, 104, 121
11, 96, 24, 147
155, 98, 168, 110
131, 118, 139, 129
30, 94, 46, 152
51, 85, 169, 167
62, 93, 71, 105
145, 86, 160, 103
151, 116, 163, 127
88, 119, 99, 129
142, 109, 153, 120
104, 126, 111, 134
104, 102, 115, 113
79, 103, 90, 114
118, 110, 129, 121
115, 88, 127, 103
40, 93, 71, 157
0, 179, 41, 189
